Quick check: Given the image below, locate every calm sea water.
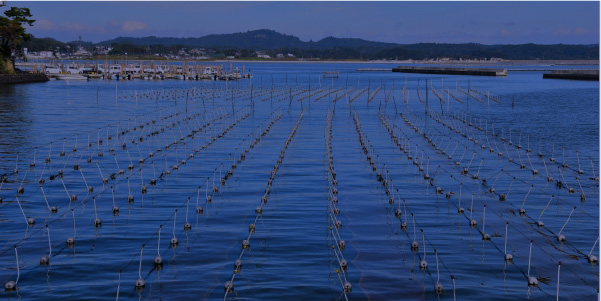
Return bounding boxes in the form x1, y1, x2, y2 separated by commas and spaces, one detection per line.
0, 62, 598, 300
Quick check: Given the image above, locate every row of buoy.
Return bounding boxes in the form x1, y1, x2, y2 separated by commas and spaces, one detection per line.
352, 111, 446, 295
324, 110, 351, 297
397, 109, 590, 226
1, 85, 271, 294
358, 103, 597, 298
4, 104, 228, 196
224, 110, 305, 298
130, 107, 289, 293
2, 83, 264, 181
129, 105, 291, 292
378, 111, 535, 293
397, 109, 595, 249
394, 110, 595, 247
376, 107, 597, 296
442, 109, 596, 184
113, 106, 294, 295
1, 105, 244, 241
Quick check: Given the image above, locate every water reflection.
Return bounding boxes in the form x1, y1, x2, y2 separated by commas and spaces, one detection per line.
0, 84, 31, 158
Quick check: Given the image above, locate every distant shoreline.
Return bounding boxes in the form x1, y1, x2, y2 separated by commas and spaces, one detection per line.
213, 59, 599, 66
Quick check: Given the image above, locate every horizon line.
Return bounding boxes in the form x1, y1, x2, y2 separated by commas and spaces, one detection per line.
32, 28, 600, 46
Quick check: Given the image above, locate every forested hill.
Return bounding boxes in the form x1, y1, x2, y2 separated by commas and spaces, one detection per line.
26, 29, 599, 60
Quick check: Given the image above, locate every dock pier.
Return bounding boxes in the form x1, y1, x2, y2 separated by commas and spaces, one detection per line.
15, 60, 252, 81
392, 66, 507, 76
542, 70, 599, 80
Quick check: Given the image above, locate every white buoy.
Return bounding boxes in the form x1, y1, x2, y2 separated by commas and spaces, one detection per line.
411, 214, 419, 251
111, 187, 119, 215
504, 222, 513, 262
155, 226, 163, 266
196, 189, 203, 214
526, 152, 538, 175
527, 240, 538, 286
556, 207, 576, 242
96, 163, 108, 184
482, 204, 490, 240
401, 199, 407, 230
16, 196, 35, 226
135, 246, 145, 289
205, 179, 212, 202
434, 249, 443, 294
150, 163, 157, 185
113, 154, 124, 175
519, 185, 533, 215
16, 168, 27, 194
557, 167, 572, 192
224, 281, 234, 293
212, 170, 219, 193
60, 138, 66, 157
30, 147, 36, 167
419, 230, 428, 270
127, 177, 134, 203
542, 156, 553, 182
587, 237, 598, 263
4, 247, 19, 291
93, 197, 102, 227
537, 195, 554, 227
184, 198, 192, 230
499, 177, 512, 201
46, 142, 52, 163
464, 153, 475, 175
234, 258, 242, 271
469, 194, 477, 227
575, 177, 586, 202
40, 225, 51, 265
171, 210, 179, 247
140, 170, 147, 194
457, 183, 464, 213
66, 209, 76, 248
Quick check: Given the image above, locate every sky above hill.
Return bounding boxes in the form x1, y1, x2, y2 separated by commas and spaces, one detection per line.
10, 1, 600, 44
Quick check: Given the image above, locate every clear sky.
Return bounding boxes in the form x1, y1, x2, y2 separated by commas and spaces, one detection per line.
9, 1, 600, 45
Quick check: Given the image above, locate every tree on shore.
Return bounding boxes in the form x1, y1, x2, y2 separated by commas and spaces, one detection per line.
0, 7, 35, 74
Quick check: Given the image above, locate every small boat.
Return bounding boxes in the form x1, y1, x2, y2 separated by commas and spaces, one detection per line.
56, 74, 89, 81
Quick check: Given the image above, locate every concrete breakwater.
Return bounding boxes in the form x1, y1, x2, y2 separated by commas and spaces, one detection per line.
542, 69, 599, 80
392, 66, 507, 76
0, 73, 49, 84
356, 68, 393, 72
